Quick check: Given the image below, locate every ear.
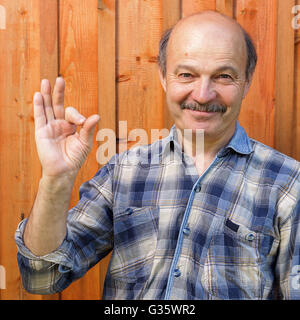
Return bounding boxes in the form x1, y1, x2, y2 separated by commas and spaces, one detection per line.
158, 68, 167, 92
242, 77, 252, 99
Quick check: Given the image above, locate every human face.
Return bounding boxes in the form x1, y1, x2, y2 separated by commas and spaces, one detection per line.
160, 19, 251, 142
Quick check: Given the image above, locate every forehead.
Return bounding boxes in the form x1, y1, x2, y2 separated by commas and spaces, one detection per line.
167, 17, 247, 72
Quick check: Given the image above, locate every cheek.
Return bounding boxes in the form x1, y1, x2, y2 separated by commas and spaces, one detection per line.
166, 82, 192, 104
218, 85, 244, 107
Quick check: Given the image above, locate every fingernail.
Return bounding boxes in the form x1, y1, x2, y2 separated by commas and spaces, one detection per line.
79, 117, 86, 124
41, 79, 49, 89
33, 92, 40, 100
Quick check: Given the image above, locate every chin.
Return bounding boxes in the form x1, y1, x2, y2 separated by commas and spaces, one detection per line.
185, 121, 216, 133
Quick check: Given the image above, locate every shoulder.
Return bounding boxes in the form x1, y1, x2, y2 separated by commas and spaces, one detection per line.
250, 139, 300, 168
249, 138, 300, 187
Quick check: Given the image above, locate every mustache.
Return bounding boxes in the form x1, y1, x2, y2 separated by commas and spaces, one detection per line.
180, 101, 227, 113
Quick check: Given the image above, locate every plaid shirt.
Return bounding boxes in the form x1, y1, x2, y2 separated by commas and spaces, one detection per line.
15, 122, 300, 300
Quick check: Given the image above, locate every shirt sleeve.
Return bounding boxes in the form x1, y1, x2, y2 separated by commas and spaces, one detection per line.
276, 198, 300, 299
15, 159, 116, 295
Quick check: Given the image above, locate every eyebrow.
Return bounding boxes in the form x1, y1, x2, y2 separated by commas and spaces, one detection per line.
174, 64, 239, 77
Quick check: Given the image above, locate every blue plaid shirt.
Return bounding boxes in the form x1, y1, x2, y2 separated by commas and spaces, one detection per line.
15, 122, 300, 299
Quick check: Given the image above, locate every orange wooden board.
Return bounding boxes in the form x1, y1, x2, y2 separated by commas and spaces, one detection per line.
236, 0, 277, 147
0, 0, 54, 300
295, 0, 300, 161
58, 0, 100, 300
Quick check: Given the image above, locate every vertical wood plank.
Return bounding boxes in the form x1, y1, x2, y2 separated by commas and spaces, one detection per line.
97, 0, 116, 299
39, 0, 60, 300
98, 0, 116, 134
216, 0, 234, 17
40, 0, 59, 84
236, 0, 277, 147
181, 0, 216, 17
295, 0, 300, 161
117, 0, 165, 150
162, 0, 181, 30
0, 0, 43, 300
162, 0, 181, 130
59, 0, 100, 300
274, 0, 295, 158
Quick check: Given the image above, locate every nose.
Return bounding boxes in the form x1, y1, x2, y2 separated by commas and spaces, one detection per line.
190, 77, 217, 104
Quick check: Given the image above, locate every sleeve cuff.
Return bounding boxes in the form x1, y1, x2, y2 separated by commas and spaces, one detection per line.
15, 218, 75, 271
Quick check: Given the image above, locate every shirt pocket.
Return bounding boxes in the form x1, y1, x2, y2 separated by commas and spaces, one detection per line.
109, 206, 159, 283
202, 218, 274, 300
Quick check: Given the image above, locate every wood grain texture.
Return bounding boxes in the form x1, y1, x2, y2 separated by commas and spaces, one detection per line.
182, 0, 216, 17
117, 0, 165, 151
98, 0, 116, 134
97, 0, 116, 299
40, 0, 58, 84
216, 0, 234, 17
295, 0, 300, 161
274, 0, 295, 157
0, 0, 43, 300
39, 0, 60, 300
162, 0, 181, 130
59, 0, 100, 300
236, 0, 277, 147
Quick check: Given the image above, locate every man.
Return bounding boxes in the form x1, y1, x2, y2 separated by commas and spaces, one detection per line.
15, 11, 300, 299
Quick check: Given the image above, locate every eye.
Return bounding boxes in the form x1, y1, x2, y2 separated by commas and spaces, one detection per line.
217, 74, 233, 80
178, 73, 193, 79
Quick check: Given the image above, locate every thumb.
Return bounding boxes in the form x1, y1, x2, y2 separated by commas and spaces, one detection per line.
79, 114, 100, 146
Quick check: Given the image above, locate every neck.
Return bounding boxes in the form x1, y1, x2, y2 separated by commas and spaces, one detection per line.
177, 123, 236, 175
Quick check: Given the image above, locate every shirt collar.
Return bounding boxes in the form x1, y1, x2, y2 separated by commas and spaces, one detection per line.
160, 121, 253, 161
217, 121, 253, 157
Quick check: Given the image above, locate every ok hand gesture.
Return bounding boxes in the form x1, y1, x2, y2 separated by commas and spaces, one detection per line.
33, 78, 100, 178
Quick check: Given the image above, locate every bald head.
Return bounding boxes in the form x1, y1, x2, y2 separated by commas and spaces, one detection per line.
172, 10, 244, 36
158, 11, 257, 81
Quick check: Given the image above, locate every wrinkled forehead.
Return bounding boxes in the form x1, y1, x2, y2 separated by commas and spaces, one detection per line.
167, 14, 247, 67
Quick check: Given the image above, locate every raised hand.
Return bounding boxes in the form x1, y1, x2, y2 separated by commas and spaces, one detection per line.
34, 77, 100, 177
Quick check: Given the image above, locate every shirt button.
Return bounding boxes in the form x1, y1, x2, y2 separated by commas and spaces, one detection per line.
174, 268, 181, 277
183, 227, 190, 236
245, 233, 255, 241
126, 208, 133, 215
195, 184, 201, 192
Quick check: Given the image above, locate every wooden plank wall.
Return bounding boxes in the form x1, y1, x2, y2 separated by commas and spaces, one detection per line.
0, 0, 299, 300
295, 0, 300, 160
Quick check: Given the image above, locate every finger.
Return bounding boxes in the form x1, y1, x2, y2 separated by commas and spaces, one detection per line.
52, 77, 65, 119
41, 79, 55, 122
79, 114, 100, 146
65, 106, 86, 125
61, 121, 77, 137
33, 92, 46, 129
